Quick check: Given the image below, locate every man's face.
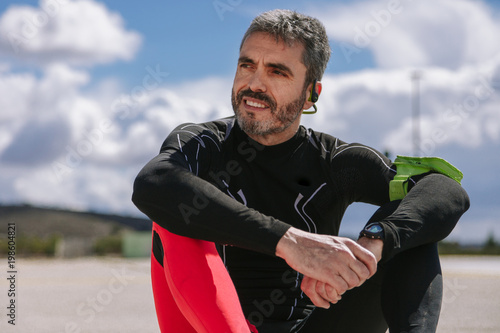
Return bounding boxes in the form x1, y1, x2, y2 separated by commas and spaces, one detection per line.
232, 32, 310, 139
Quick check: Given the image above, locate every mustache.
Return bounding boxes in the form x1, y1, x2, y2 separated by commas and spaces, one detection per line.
236, 89, 276, 110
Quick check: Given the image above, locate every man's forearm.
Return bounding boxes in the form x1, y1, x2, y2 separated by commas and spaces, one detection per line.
132, 159, 291, 256
373, 173, 470, 261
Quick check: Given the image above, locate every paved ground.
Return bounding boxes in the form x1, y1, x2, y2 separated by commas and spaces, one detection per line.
437, 256, 500, 333
0, 255, 499, 332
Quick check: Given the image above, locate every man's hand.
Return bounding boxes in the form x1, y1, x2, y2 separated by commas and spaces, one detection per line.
300, 276, 342, 308
275, 227, 378, 308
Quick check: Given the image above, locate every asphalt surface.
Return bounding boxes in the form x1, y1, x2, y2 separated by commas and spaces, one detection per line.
1, 255, 499, 332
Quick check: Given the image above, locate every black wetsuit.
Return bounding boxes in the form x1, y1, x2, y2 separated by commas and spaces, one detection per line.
132, 117, 469, 332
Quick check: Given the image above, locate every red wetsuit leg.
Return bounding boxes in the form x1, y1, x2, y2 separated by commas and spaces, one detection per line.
151, 245, 197, 332
151, 222, 257, 333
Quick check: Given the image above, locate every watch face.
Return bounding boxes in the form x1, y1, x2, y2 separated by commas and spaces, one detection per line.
366, 224, 383, 233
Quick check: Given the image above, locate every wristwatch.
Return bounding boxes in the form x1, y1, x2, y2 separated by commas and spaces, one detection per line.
359, 222, 385, 240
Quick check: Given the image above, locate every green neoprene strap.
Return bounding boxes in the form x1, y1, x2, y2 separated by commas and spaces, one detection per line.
389, 155, 463, 201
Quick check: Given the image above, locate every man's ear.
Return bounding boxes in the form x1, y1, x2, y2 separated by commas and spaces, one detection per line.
303, 81, 322, 111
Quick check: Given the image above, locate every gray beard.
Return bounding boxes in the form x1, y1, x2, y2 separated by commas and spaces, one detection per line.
231, 89, 306, 137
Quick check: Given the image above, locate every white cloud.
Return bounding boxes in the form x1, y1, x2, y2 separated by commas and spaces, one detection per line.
300, 48, 500, 156
0, 0, 141, 66
0, 64, 234, 214
314, 0, 500, 69
0, 64, 90, 164
379, 63, 500, 154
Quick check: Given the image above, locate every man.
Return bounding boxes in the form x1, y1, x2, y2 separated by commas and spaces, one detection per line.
132, 9, 469, 333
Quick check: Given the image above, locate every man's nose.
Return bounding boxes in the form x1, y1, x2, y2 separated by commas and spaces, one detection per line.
247, 70, 267, 93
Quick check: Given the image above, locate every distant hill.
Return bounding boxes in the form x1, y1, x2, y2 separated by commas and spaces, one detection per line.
0, 204, 151, 239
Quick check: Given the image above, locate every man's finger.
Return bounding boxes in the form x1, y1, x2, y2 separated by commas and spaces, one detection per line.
346, 240, 378, 278
328, 273, 351, 294
301, 276, 330, 309
324, 283, 342, 303
316, 281, 342, 304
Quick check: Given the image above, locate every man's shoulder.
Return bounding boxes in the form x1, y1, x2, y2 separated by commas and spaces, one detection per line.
172, 117, 236, 141
303, 127, 388, 163
302, 126, 346, 152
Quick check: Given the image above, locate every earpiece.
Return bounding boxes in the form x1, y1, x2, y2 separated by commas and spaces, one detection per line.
309, 79, 319, 103
304, 79, 319, 114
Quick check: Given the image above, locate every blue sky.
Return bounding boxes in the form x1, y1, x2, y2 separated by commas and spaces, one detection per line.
0, 0, 499, 244
83, 0, 379, 84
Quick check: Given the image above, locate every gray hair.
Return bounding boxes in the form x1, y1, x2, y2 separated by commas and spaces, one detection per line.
240, 9, 331, 88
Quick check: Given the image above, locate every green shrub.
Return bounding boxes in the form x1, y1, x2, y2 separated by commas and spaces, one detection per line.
0, 234, 60, 256
93, 235, 123, 255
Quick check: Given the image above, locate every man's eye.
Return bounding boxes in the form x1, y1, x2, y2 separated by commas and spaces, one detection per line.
273, 70, 287, 77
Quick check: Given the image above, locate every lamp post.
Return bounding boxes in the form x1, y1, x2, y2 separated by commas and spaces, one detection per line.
411, 70, 422, 156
